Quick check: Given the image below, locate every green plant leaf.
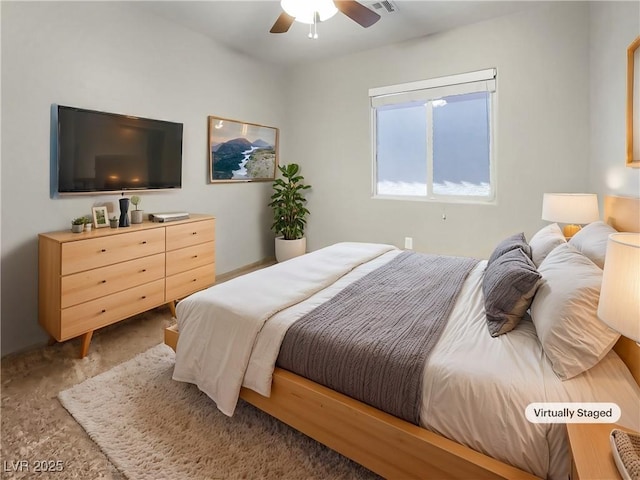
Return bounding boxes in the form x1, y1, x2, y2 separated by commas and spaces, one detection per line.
269, 163, 311, 240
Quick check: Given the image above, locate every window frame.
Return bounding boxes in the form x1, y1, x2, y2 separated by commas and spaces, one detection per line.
370, 68, 497, 204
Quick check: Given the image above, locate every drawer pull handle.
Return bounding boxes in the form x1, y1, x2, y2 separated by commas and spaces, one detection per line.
141, 295, 146, 299
193, 255, 198, 258
141, 269, 147, 273
101, 280, 107, 284
101, 309, 106, 313
142, 241, 147, 244
101, 249, 106, 253
192, 232, 197, 235
193, 279, 197, 282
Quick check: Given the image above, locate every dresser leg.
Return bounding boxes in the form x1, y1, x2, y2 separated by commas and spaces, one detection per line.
47, 336, 57, 346
79, 331, 93, 358
168, 301, 176, 318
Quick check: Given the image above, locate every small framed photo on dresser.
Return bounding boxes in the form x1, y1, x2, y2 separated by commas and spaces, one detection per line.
92, 206, 109, 228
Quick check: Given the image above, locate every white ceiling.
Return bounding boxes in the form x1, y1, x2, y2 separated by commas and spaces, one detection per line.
136, 1, 544, 66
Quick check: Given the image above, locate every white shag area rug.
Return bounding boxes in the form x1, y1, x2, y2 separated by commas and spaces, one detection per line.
58, 344, 378, 480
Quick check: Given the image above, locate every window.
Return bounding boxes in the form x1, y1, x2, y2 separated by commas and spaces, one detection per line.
370, 69, 496, 202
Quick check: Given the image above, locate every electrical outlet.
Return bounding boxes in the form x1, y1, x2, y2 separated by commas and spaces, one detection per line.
404, 237, 413, 250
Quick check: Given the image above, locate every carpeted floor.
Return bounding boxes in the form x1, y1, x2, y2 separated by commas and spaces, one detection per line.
58, 344, 377, 480
1, 308, 172, 480
1, 293, 378, 479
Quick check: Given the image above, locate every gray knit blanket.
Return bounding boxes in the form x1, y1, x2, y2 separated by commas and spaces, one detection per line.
277, 251, 479, 425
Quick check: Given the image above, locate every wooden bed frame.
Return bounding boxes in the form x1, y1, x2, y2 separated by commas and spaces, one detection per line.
164, 195, 639, 480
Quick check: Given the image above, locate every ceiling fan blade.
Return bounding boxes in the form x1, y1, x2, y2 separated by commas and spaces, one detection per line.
334, 1, 381, 28
270, 11, 295, 34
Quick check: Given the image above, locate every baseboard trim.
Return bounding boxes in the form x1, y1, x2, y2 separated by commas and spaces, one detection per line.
216, 257, 276, 284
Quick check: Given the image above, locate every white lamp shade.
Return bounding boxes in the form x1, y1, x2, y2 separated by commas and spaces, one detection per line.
541, 193, 600, 224
281, 0, 338, 24
597, 233, 640, 342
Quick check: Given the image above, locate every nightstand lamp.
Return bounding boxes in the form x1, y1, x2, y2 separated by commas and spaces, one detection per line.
597, 232, 640, 343
542, 193, 600, 238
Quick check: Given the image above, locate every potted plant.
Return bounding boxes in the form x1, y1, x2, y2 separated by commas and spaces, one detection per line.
130, 195, 144, 224
84, 217, 93, 232
109, 216, 119, 228
71, 217, 86, 233
268, 163, 311, 262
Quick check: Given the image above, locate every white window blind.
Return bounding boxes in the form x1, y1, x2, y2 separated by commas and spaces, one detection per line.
369, 68, 496, 106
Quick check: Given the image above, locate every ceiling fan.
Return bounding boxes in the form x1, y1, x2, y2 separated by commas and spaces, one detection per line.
270, 0, 381, 38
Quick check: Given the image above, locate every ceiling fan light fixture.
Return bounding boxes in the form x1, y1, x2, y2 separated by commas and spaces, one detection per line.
280, 0, 338, 24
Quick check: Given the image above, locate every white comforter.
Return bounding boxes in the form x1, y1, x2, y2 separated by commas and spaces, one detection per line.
173, 242, 396, 416
174, 242, 640, 479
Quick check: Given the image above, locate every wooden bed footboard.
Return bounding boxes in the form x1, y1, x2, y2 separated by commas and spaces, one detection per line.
164, 325, 539, 480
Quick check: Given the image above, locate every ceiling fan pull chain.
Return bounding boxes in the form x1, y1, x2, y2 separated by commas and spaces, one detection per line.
308, 11, 319, 39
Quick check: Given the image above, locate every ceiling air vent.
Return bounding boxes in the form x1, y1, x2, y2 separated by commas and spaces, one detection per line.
367, 0, 399, 15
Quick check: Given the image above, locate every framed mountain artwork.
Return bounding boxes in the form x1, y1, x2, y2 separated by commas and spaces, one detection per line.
208, 116, 279, 182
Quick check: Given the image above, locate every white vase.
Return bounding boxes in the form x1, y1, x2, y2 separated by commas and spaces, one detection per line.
275, 237, 306, 262
131, 210, 144, 224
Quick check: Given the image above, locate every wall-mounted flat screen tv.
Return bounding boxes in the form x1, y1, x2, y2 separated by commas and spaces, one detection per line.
56, 105, 183, 194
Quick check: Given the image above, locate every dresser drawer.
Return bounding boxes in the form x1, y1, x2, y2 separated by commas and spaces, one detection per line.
166, 241, 215, 277
166, 264, 215, 301
39, 214, 215, 357
61, 229, 165, 275
60, 279, 165, 340
61, 253, 165, 308
166, 219, 215, 251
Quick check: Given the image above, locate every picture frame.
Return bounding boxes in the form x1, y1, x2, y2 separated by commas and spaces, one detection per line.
92, 206, 109, 228
627, 35, 640, 168
208, 116, 279, 182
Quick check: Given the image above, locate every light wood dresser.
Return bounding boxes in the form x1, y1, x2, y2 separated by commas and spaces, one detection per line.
39, 214, 215, 357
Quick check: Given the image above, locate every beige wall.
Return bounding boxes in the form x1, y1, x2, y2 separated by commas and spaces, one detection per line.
1, 2, 287, 355
589, 1, 640, 201
2, 1, 635, 356
284, 3, 592, 258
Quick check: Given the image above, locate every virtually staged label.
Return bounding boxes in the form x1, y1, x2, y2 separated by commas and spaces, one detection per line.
525, 402, 621, 423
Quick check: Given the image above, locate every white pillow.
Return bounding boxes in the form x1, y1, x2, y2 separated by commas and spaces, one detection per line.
569, 220, 616, 269
529, 223, 566, 267
530, 243, 620, 380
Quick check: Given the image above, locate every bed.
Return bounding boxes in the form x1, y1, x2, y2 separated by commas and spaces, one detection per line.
165, 195, 640, 480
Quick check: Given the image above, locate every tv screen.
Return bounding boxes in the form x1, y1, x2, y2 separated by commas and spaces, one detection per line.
56, 105, 183, 194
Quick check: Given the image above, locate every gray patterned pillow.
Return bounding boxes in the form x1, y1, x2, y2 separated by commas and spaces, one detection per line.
488, 232, 532, 265
484, 248, 542, 337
